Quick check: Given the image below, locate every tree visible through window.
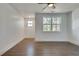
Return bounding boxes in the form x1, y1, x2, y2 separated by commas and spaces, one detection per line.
43, 16, 61, 32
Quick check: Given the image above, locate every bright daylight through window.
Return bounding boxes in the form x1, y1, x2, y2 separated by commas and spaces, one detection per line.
43, 16, 61, 32
28, 20, 33, 27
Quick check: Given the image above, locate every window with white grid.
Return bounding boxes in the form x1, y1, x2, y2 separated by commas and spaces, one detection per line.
43, 16, 61, 32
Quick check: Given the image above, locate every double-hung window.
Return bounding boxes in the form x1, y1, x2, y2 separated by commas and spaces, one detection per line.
43, 16, 61, 32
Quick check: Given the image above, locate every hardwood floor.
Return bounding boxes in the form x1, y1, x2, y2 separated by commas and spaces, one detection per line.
2, 38, 79, 56
2, 38, 35, 56
35, 42, 79, 56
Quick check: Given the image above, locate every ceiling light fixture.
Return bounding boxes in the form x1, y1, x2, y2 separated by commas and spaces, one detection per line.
48, 4, 53, 7
52, 3, 56, 9
48, 3, 56, 9
38, 3, 56, 11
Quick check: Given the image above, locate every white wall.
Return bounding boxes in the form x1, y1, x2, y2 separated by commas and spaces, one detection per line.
66, 12, 73, 42
70, 8, 79, 45
0, 4, 24, 55
35, 13, 68, 41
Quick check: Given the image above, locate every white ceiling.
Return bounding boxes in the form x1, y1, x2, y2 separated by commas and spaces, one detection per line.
10, 3, 79, 17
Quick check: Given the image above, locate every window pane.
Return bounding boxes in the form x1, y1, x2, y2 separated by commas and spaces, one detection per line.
57, 25, 60, 31
43, 17, 51, 24
52, 25, 57, 31
28, 23, 32, 27
52, 17, 57, 24
43, 25, 51, 31
57, 17, 61, 24
28, 21, 32, 23
27, 20, 33, 27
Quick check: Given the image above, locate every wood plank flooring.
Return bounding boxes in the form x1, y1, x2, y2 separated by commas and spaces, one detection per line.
2, 38, 79, 56
2, 38, 35, 56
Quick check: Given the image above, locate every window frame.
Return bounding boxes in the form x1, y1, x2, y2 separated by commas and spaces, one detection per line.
43, 16, 61, 32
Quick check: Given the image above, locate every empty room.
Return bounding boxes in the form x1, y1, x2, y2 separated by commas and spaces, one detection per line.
0, 3, 79, 56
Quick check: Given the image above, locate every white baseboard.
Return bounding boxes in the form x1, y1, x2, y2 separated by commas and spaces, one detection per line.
25, 36, 35, 38
35, 39, 68, 42
0, 37, 24, 56
35, 37, 68, 41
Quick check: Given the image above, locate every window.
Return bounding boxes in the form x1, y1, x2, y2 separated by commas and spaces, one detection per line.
43, 17, 51, 31
43, 16, 61, 32
27, 20, 33, 27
